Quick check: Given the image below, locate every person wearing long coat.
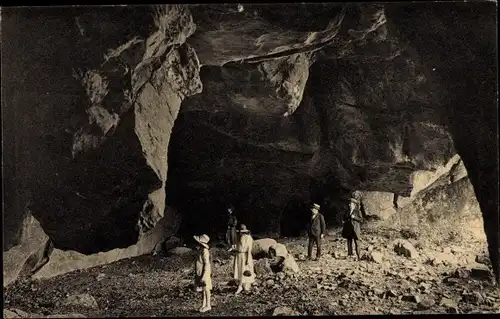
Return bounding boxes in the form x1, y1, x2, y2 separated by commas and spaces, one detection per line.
342, 197, 363, 260
233, 224, 255, 295
226, 206, 238, 251
306, 203, 326, 260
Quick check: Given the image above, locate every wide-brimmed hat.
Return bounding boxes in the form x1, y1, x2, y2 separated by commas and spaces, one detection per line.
237, 224, 250, 233
310, 203, 320, 210
193, 234, 210, 249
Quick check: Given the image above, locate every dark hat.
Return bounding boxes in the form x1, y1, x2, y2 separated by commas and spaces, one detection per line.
311, 203, 321, 210
237, 224, 250, 233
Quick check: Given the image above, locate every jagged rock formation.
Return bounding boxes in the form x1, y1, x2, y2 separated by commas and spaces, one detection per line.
385, 1, 498, 283
359, 154, 470, 222
3, 6, 202, 256
358, 155, 484, 248
3, 214, 51, 287
2, 3, 498, 285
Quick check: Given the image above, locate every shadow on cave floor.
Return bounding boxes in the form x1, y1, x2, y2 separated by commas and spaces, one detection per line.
4, 226, 499, 317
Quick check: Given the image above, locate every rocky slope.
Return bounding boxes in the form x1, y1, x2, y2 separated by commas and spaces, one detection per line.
3, 231, 498, 317
2, 3, 498, 286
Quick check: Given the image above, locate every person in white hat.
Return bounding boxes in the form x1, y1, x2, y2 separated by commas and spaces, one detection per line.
193, 234, 212, 312
341, 197, 363, 260
306, 203, 326, 261
233, 224, 255, 295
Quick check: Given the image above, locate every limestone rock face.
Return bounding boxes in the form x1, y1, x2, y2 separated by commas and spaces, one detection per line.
31, 206, 180, 280
3, 5, 201, 255
170, 3, 456, 236
182, 53, 311, 116
3, 214, 51, 287
188, 4, 347, 66
380, 155, 484, 254
359, 192, 397, 220
386, 173, 484, 248
385, 0, 498, 283
2, 3, 498, 283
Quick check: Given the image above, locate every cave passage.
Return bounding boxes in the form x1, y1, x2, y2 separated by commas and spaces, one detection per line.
2, 3, 497, 289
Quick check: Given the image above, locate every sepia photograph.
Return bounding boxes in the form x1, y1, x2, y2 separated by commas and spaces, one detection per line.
2, 2, 499, 317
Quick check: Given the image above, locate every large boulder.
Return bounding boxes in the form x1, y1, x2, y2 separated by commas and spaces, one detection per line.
3, 309, 32, 318
393, 239, 419, 259
272, 306, 300, 316
282, 254, 300, 273
425, 252, 458, 266
269, 243, 288, 258
252, 238, 278, 258
3, 214, 51, 287
168, 247, 193, 256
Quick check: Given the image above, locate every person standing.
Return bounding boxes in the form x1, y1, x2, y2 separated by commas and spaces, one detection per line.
342, 197, 363, 260
233, 224, 255, 295
193, 234, 213, 313
226, 206, 238, 251
307, 203, 326, 261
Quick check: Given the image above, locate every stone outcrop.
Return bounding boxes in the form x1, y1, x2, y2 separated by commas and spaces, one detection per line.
170, 3, 457, 237
360, 155, 473, 222
385, 0, 498, 283
32, 206, 180, 280
393, 239, 419, 259
2, 5, 201, 256
188, 4, 347, 66
2, 3, 498, 283
3, 214, 51, 287
384, 169, 484, 249
359, 192, 397, 220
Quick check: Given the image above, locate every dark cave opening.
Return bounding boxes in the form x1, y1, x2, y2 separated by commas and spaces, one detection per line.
279, 199, 309, 238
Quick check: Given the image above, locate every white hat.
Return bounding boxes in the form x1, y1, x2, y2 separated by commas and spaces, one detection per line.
311, 203, 320, 210
193, 234, 210, 249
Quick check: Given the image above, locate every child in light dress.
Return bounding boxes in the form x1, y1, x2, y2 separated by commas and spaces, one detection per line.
193, 234, 212, 312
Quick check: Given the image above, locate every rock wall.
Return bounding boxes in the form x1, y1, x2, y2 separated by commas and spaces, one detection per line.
32, 206, 180, 280
2, 3, 497, 283
2, 6, 201, 256
3, 214, 50, 287
386, 1, 499, 281
384, 175, 484, 248
359, 192, 396, 221
358, 155, 485, 249
358, 154, 468, 221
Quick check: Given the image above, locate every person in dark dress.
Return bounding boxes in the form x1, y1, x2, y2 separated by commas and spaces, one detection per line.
225, 206, 238, 251
306, 203, 326, 260
342, 197, 363, 260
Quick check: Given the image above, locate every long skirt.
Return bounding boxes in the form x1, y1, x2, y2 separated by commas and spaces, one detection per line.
233, 252, 255, 285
